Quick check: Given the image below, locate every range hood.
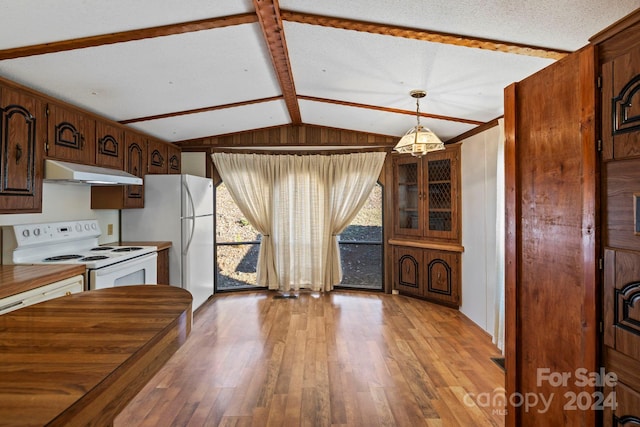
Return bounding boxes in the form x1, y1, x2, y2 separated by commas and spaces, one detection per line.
44, 160, 143, 185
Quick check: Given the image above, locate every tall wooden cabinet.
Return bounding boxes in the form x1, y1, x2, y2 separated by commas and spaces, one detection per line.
0, 84, 45, 213
390, 144, 463, 307
504, 46, 598, 426
593, 13, 640, 426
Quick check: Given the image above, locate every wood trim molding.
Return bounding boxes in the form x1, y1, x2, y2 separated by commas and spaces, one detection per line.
445, 117, 502, 145
503, 82, 518, 427
589, 7, 640, 45
0, 13, 258, 60
119, 96, 283, 124
388, 239, 464, 253
298, 95, 484, 126
281, 10, 570, 60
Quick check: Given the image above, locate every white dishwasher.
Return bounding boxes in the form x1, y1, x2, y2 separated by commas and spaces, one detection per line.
0, 275, 84, 315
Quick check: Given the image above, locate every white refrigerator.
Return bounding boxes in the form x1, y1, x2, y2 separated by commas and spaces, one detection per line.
121, 174, 214, 311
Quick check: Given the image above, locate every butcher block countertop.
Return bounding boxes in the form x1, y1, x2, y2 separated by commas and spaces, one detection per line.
0, 264, 86, 299
0, 285, 192, 427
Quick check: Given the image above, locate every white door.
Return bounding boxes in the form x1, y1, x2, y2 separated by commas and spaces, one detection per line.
182, 214, 214, 311
182, 175, 214, 218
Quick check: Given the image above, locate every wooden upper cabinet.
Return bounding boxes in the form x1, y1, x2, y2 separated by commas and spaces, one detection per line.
46, 103, 95, 164
0, 84, 45, 213
392, 145, 461, 243
602, 42, 640, 161
167, 144, 181, 174
124, 131, 146, 208
147, 138, 167, 174
95, 120, 124, 169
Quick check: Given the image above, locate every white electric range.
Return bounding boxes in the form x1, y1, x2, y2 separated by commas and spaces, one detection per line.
2, 219, 157, 290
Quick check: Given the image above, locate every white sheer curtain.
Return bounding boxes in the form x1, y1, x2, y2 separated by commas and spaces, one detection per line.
212, 152, 386, 292
493, 118, 506, 352
211, 153, 279, 288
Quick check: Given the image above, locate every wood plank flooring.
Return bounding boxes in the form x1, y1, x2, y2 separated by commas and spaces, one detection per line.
115, 290, 505, 426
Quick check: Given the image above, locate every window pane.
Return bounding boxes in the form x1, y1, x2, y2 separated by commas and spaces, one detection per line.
216, 243, 259, 290
340, 184, 382, 242
216, 182, 260, 243
339, 243, 382, 289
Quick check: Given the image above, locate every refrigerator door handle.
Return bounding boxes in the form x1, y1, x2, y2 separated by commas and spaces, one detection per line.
182, 182, 196, 255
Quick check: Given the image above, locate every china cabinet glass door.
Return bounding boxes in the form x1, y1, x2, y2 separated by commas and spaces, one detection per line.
394, 157, 422, 236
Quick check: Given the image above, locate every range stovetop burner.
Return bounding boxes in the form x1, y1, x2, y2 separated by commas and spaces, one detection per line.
112, 247, 143, 252
44, 254, 84, 261
91, 246, 114, 251
80, 256, 109, 261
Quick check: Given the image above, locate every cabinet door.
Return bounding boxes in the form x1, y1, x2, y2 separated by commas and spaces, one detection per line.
124, 131, 146, 208
0, 85, 45, 213
424, 147, 460, 242
46, 103, 95, 164
423, 250, 460, 307
95, 120, 124, 169
167, 144, 181, 174
147, 138, 168, 174
393, 156, 423, 237
602, 42, 640, 161
393, 246, 423, 296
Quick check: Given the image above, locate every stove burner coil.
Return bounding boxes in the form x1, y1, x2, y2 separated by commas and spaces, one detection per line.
112, 247, 143, 252
44, 254, 84, 261
91, 247, 114, 251
80, 256, 110, 261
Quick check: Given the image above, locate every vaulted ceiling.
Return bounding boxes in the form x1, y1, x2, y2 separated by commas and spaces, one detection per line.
0, 1, 638, 148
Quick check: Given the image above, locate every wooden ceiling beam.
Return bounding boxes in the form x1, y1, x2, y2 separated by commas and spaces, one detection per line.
119, 96, 283, 124
298, 95, 484, 126
0, 13, 258, 60
281, 10, 569, 60
253, 0, 302, 124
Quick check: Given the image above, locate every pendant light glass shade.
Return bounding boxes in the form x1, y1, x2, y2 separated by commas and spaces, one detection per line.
394, 90, 445, 157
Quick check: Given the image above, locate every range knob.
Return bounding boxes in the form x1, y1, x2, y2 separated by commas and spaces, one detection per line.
85, 224, 90, 230
91, 223, 97, 230
75, 223, 82, 232
33, 228, 41, 236
22, 229, 30, 238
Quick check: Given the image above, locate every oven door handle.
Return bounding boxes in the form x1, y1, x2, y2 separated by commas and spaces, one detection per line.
182, 182, 196, 255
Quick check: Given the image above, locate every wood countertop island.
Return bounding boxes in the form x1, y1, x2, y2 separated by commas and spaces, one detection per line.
0, 285, 192, 426
0, 264, 86, 299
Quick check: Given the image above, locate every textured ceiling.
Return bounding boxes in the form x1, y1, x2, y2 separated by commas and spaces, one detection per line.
0, 0, 638, 147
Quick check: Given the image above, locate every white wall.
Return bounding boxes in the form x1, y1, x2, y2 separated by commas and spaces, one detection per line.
0, 183, 120, 249
181, 152, 207, 177
460, 124, 502, 337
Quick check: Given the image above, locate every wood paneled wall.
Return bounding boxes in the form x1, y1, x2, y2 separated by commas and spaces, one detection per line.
177, 123, 397, 149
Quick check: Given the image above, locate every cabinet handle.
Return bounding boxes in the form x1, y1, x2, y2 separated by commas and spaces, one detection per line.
15, 144, 22, 164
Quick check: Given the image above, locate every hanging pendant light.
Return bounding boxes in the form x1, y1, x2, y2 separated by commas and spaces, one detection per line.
393, 89, 445, 157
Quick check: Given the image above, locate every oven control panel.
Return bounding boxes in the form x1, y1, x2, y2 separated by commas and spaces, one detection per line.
8, 220, 101, 248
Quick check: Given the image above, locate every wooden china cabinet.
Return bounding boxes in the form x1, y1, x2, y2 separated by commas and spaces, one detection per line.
0, 83, 46, 213
390, 144, 462, 307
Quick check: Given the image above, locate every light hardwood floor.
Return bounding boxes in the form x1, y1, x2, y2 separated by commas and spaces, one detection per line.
115, 290, 505, 426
